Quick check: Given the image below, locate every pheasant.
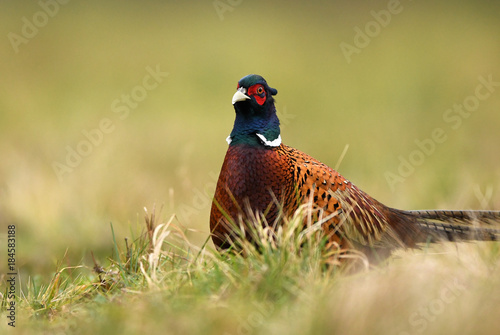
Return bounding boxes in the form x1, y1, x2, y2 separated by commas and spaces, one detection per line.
209, 74, 500, 258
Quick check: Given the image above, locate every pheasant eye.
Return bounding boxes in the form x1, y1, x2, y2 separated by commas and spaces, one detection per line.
257, 86, 264, 95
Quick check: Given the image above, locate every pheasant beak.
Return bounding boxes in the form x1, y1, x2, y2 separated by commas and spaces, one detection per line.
232, 87, 250, 105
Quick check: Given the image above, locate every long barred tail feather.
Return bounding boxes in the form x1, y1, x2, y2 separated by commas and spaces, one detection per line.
407, 210, 500, 225
416, 220, 500, 241
404, 209, 500, 242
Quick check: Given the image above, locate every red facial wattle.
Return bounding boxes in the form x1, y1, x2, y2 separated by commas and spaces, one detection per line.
247, 84, 266, 105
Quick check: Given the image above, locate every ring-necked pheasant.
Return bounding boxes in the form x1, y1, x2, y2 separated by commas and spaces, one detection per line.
210, 74, 500, 258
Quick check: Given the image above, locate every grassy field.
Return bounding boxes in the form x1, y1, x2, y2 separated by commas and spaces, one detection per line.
1, 0, 500, 333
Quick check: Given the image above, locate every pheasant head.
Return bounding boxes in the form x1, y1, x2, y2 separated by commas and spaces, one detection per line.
228, 74, 281, 147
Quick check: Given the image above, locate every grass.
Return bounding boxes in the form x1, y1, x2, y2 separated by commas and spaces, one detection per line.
2, 206, 500, 334
1, 0, 500, 334
2, 206, 333, 333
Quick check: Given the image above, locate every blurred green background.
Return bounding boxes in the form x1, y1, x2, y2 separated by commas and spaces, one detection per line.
0, 0, 499, 277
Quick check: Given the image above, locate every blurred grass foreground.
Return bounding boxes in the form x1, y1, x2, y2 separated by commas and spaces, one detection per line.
1, 0, 500, 334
